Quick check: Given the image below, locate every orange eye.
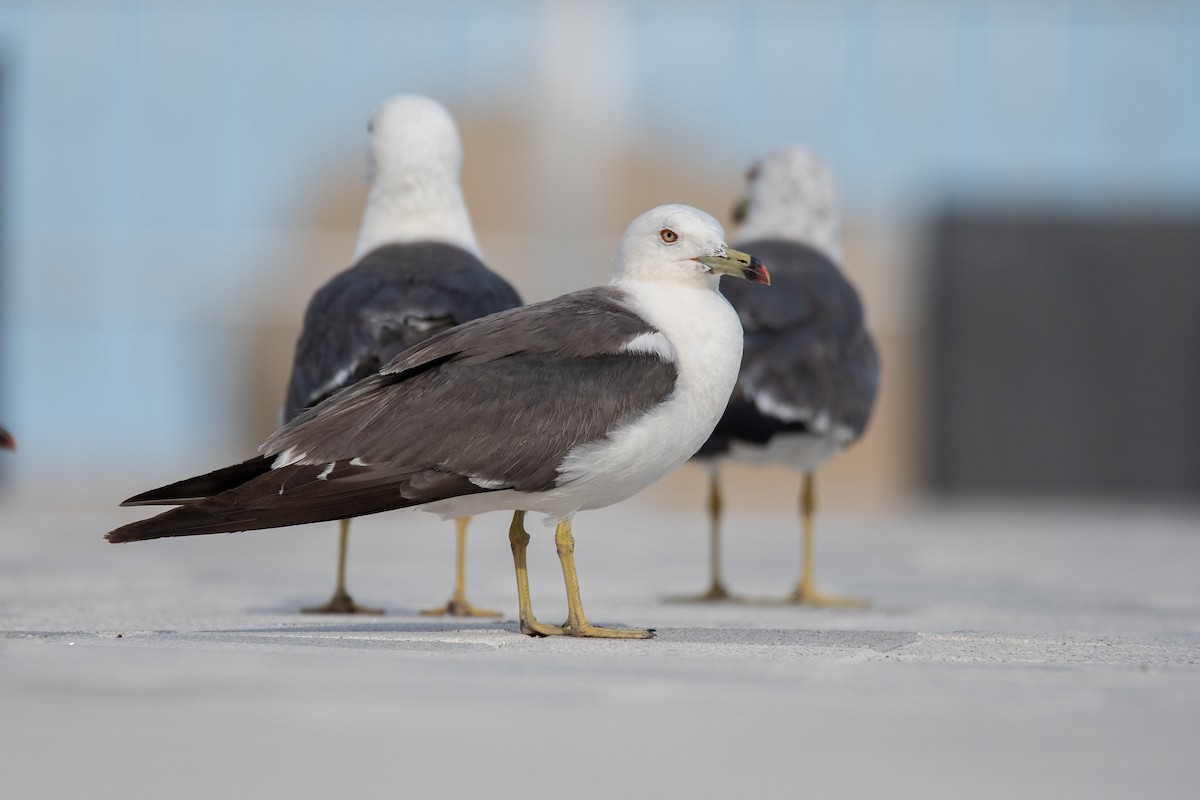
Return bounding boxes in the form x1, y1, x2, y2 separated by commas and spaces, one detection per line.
660, 229, 678, 243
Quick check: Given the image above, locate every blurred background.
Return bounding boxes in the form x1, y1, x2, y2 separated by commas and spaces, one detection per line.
1, 0, 1198, 509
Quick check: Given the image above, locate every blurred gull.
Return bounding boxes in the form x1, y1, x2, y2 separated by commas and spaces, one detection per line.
287, 94, 522, 615
290, 97, 525, 618
679, 148, 879, 606
178, 94, 523, 615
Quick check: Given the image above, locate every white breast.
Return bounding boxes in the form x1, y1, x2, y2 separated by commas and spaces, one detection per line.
546, 282, 744, 515
420, 282, 744, 525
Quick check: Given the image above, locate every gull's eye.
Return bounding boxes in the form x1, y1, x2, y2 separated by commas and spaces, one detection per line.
660, 229, 678, 244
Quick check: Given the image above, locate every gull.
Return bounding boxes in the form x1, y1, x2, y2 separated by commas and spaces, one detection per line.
285, 94, 521, 614
107, 204, 769, 638
680, 148, 879, 605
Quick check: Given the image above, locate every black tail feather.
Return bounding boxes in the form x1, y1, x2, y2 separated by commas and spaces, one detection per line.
106, 462, 491, 543
121, 456, 273, 506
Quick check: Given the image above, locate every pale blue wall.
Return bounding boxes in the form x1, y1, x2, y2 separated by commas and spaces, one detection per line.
626, 0, 1200, 208
1, 0, 1197, 484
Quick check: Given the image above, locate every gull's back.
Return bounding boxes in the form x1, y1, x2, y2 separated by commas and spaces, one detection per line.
699, 237, 878, 463
284, 242, 522, 421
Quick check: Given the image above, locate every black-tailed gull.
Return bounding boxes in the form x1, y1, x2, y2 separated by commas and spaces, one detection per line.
140, 95, 522, 617
292, 95, 521, 616
681, 148, 878, 605
107, 204, 768, 639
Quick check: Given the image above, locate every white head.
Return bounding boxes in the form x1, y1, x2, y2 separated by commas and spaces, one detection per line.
734, 146, 840, 261
611, 204, 769, 289
366, 94, 463, 189
353, 94, 480, 260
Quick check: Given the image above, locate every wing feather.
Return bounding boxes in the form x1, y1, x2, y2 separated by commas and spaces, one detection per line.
108, 287, 678, 542
284, 242, 522, 419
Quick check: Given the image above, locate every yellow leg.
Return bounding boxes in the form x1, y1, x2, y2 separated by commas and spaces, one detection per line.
666, 465, 739, 603
782, 472, 868, 608
508, 511, 565, 637
303, 519, 384, 615
422, 517, 502, 618
553, 519, 654, 639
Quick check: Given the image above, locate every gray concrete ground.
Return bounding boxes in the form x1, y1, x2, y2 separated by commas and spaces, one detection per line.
2, 483, 1198, 799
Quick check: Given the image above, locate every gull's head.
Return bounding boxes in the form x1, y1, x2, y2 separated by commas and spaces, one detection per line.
734, 146, 840, 260
365, 94, 463, 189
612, 204, 769, 289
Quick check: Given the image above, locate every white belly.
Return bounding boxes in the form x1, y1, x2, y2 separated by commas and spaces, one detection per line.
726, 430, 844, 473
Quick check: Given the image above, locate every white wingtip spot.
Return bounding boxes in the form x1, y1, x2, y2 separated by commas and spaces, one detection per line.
311, 367, 353, 404
833, 424, 859, 446
317, 463, 335, 481
468, 475, 508, 490
349, 457, 368, 467
753, 394, 811, 424
272, 448, 307, 469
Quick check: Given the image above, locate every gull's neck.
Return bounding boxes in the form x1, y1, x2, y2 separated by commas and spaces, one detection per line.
613, 275, 738, 369
352, 175, 482, 261
612, 274, 721, 295
736, 206, 840, 262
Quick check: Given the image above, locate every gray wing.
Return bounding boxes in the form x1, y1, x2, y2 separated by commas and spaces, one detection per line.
270, 286, 678, 491
700, 238, 878, 456
106, 287, 679, 542
283, 242, 523, 421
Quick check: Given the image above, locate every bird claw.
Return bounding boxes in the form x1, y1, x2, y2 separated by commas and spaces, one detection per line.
302, 589, 383, 615
517, 618, 654, 639
421, 597, 503, 618
778, 585, 869, 608
519, 619, 566, 637
662, 583, 746, 604
561, 623, 656, 639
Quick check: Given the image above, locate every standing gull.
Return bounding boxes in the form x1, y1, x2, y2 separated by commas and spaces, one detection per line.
107, 205, 769, 639
680, 148, 878, 605
301, 95, 523, 616
291, 94, 521, 615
